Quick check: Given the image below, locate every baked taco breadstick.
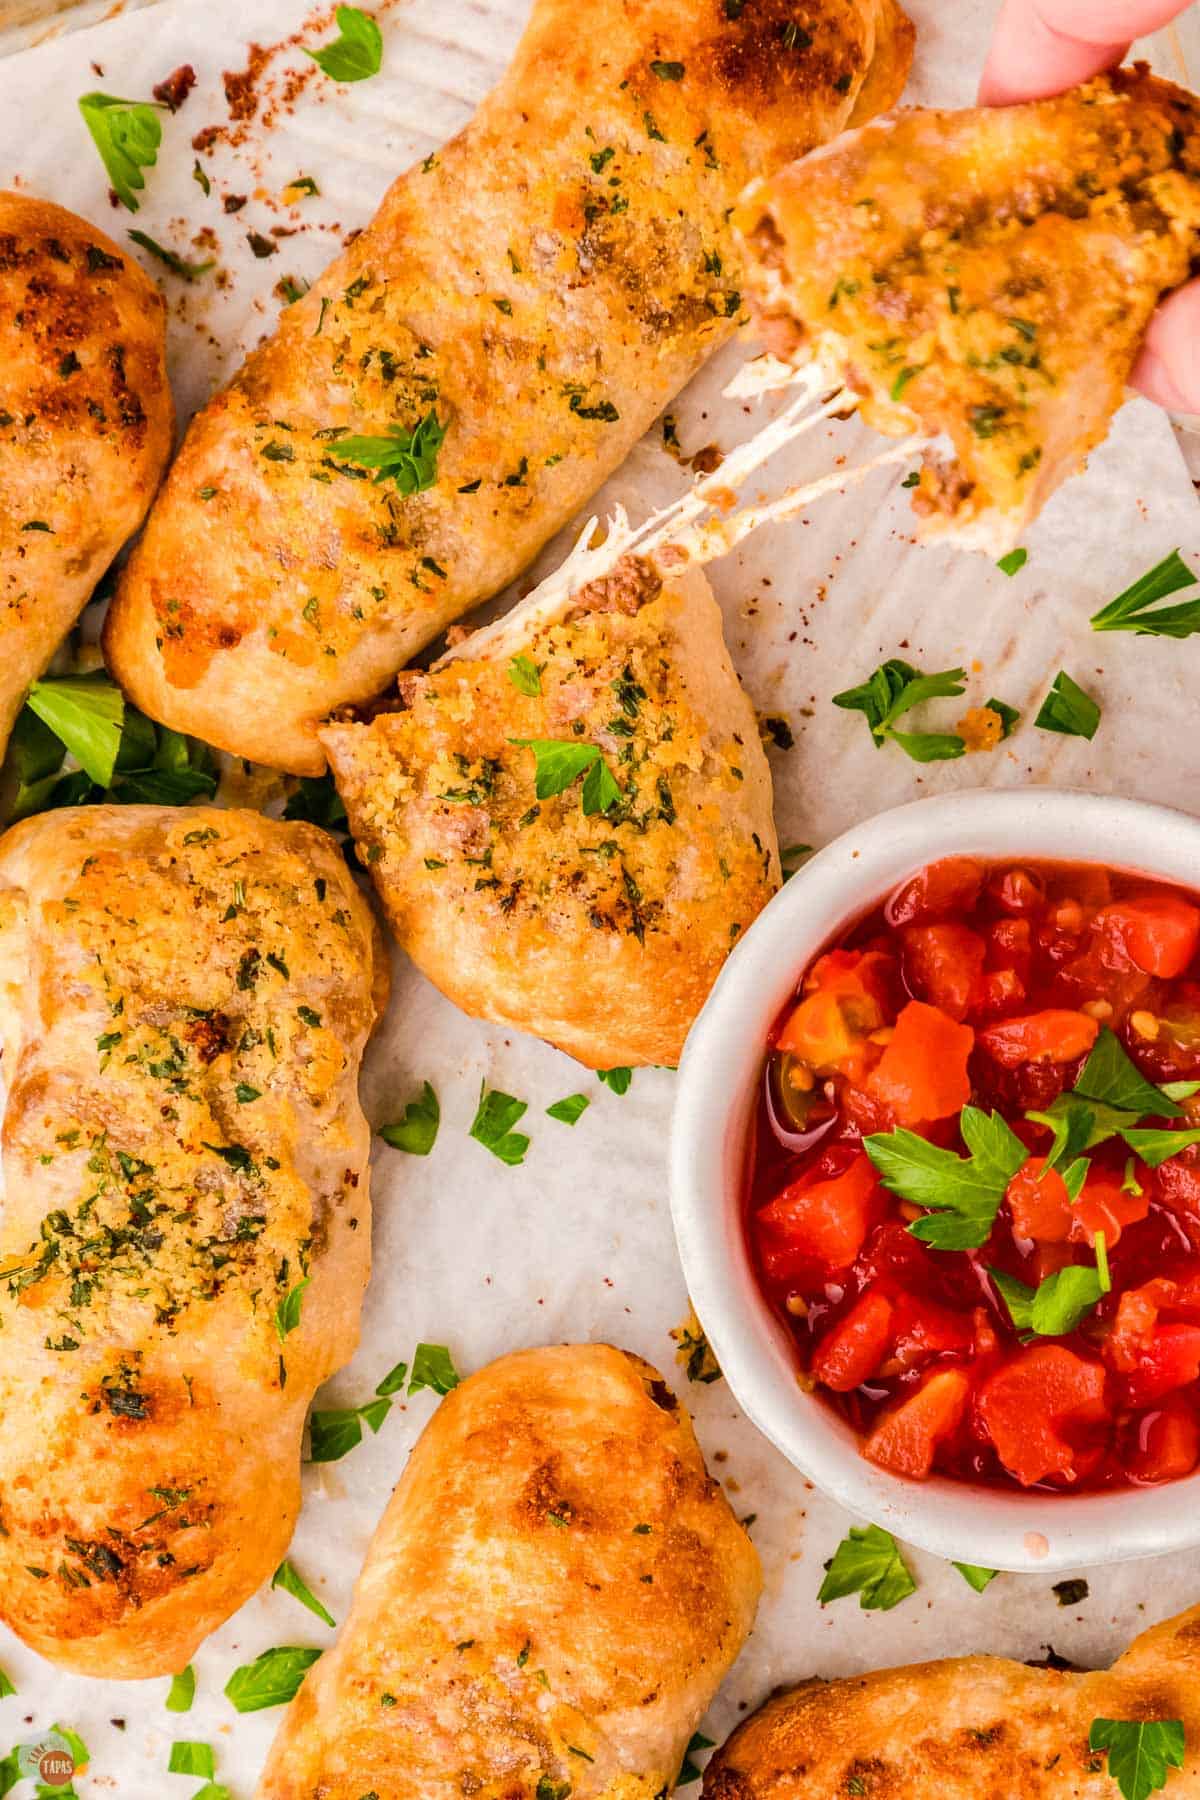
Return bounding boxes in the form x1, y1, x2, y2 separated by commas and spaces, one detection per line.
322, 554, 778, 1070
256, 1343, 762, 1799
104, 0, 913, 775
735, 66, 1200, 554
0, 807, 386, 1677
0, 193, 171, 759
704, 1599, 1200, 1798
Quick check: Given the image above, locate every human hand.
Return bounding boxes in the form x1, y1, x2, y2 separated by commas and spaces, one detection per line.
980, 0, 1200, 412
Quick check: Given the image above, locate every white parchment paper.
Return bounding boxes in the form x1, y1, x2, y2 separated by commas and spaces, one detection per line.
2, 0, 1200, 1793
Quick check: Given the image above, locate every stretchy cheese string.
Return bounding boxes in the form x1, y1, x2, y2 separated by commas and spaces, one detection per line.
436, 362, 927, 668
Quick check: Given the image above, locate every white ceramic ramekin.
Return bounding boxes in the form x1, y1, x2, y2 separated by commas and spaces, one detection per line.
671, 787, 1200, 1571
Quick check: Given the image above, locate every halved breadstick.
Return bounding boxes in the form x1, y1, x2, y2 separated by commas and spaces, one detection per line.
256, 1343, 762, 1798
0, 807, 387, 1677
0, 193, 171, 756
704, 1601, 1200, 1798
735, 66, 1200, 554
322, 557, 778, 1068
104, 0, 913, 774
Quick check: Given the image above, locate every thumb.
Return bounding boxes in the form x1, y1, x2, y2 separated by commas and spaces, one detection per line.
1131, 282, 1200, 415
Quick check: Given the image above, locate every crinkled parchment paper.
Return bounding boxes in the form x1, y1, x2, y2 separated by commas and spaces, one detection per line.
2, 0, 1200, 1792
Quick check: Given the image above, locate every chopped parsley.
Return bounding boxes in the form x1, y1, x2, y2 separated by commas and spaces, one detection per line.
509, 737, 621, 815
990, 1236, 1111, 1337
78, 92, 163, 211
818, 1524, 916, 1612
127, 229, 214, 280
546, 1093, 590, 1125
864, 1107, 1027, 1250
953, 1563, 998, 1593
305, 5, 384, 81
832, 659, 966, 761
379, 1082, 440, 1156
271, 1558, 336, 1628
165, 1666, 195, 1712
469, 1083, 530, 1166
224, 1646, 323, 1713
507, 654, 542, 697
1088, 1720, 1185, 1800
996, 548, 1028, 577
1090, 548, 1200, 638
1034, 670, 1100, 740
331, 409, 445, 494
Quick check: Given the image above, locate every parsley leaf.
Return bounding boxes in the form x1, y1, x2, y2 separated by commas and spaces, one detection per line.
78, 92, 163, 211
818, 1524, 916, 1612
305, 5, 383, 81
996, 548, 1028, 577
509, 737, 621, 815
274, 1278, 310, 1343
26, 673, 124, 787
332, 409, 445, 493
1034, 670, 1100, 740
781, 843, 814, 881
547, 1093, 590, 1125
832, 658, 966, 760
307, 1359, 408, 1462
1075, 1028, 1188, 1119
650, 58, 685, 78
985, 696, 1021, 739
271, 1558, 335, 1628
470, 1082, 530, 1165
1088, 1719, 1186, 1800
1119, 1126, 1200, 1169
168, 1742, 215, 1778
864, 1107, 1026, 1249
677, 1732, 715, 1784
127, 230, 214, 280
953, 1562, 998, 1592
380, 1082, 440, 1156
1090, 549, 1200, 639
598, 1066, 633, 1094
407, 1342, 460, 1396
223, 1646, 322, 1713
165, 1666, 194, 1712
508, 654, 542, 697
990, 1237, 1110, 1337
0, 1666, 15, 1699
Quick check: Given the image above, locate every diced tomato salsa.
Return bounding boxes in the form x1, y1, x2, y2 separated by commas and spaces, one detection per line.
745, 857, 1200, 1493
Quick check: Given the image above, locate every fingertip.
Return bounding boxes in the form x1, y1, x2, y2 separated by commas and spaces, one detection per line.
1132, 287, 1200, 416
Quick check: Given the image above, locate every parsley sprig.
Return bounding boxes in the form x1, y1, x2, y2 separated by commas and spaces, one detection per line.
509, 737, 621, 815
833, 658, 967, 762
1091, 549, 1200, 639
78, 92, 163, 211
331, 409, 446, 494
1027, 1029, 1200, 1172
818, 1524, 916, 1612
864, 1107, 1027, 1250
1088, 1719, 1186, 1800
990, 1235, 1111, 1338
306, 5, 383, 81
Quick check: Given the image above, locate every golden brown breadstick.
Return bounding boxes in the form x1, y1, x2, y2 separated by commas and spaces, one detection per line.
104, 0, 913, 774
322, 558, 778, 1068
735, 66, 1200, 554
705, 1601, 1200, 1799
0, 807, 387, 1677
0, 193, 171, 756
256, 1343, 762, 1798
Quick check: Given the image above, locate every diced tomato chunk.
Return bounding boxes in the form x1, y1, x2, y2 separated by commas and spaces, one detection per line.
1006, 1158, 1073, 1244
978, 1345, 1109, 1486
865, 1001, 974, 1125
890, 1292, 975, 1369
1153, 1151, 1200, 1250
1070, 1165, 1150, 1248
811, 1292, 894, 1392
988, 867, 1045, 915
901, 923, 986, 1022
864, 1368, 971, 1478
885, 858, 984, 927
776, 949, 893, 1077
1128, 1396, 1200, 1483
978, 1009, 1099, 1068
1106, 1280, 1177, 1374
756, 1153, 883, 1288
1118, 1323, 1200, 1410
1095, 895, 1200, 979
